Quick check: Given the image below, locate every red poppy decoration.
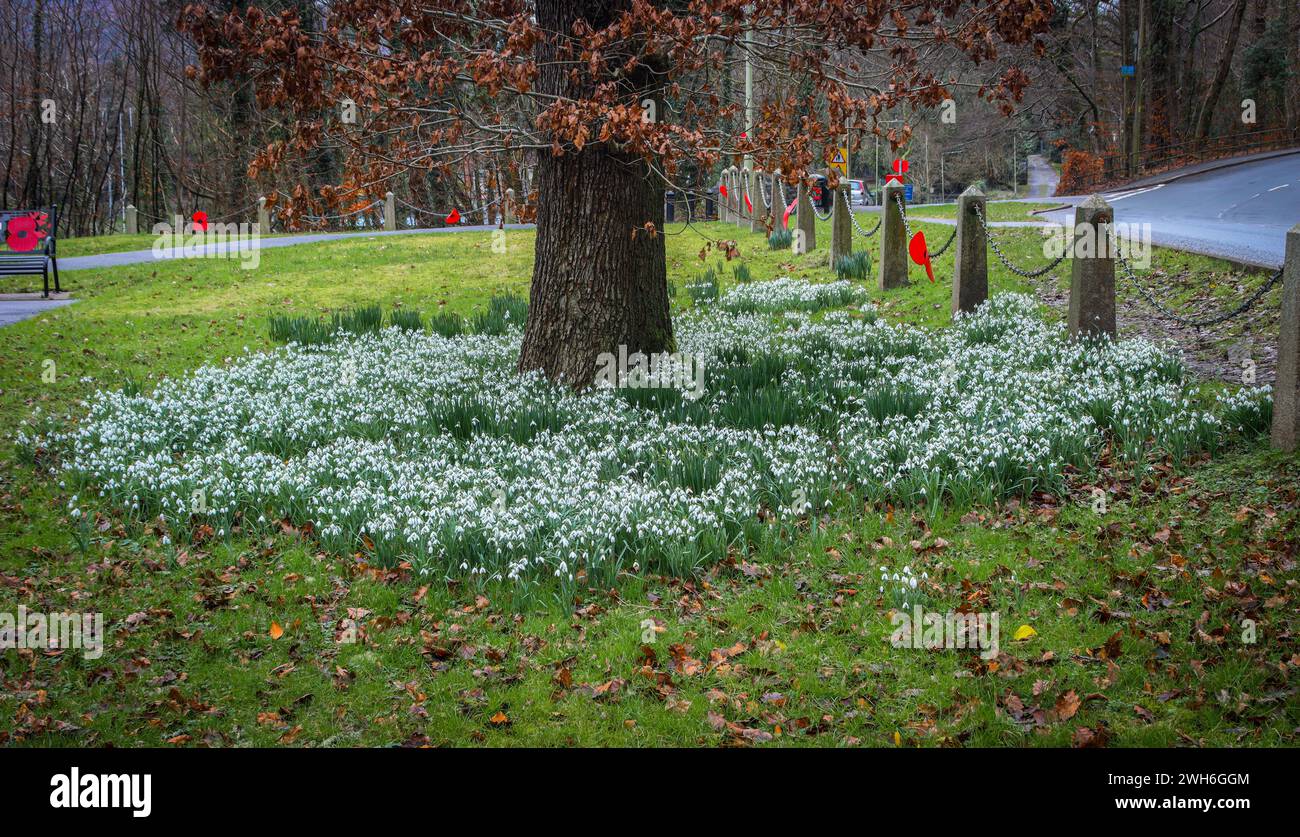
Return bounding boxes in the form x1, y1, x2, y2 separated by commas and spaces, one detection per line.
782, 199, 796, 230
4, 213, 48, 252
191, 211, 209, 232
719, 184, 728, 198
445, 208, 460, 224
744, 193, 753, 213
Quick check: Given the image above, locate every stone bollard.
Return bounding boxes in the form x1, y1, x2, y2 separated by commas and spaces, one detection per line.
796, 177, 817, 252
1271, 222, 1300, 451
748, 169, 763, 234
505, 188, 515, 226
1067, 194, 1116, 338
829, 184, 851, 269
384, 191, 397, 231
952, 185, 987, 315
878, 181, 907, 290
764, 170, 774, 230
731, 167, 743, 226
126, 204, 137, 235
257, 197, 271, 237
724, 167, 737, 223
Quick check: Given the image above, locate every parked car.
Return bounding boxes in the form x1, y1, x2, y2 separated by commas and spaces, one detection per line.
809, 174, 833, 211
849, 179, 868, 206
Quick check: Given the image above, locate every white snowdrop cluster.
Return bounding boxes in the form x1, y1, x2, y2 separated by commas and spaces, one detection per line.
38, 284, 1268, 589
717, 277, 868, 313
880, 564, 926, 607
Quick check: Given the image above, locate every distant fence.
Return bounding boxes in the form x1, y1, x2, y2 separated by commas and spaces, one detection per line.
705, 164, 1299, 453
1067, 127, 1297, 193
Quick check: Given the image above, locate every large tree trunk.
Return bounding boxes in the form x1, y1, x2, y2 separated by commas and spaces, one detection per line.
517, 0, 672, 388
1194, 0, 1249, 140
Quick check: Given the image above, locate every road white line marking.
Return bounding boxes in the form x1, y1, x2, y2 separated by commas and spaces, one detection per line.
1103, 184, 1165, 202
1268, 184, 1289, 192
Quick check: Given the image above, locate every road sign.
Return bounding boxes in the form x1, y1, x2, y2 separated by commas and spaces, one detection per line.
829, 146, 849, 176
904, 184, 914, 201
886, 157, 909, 185
1120, 65, 1135, 77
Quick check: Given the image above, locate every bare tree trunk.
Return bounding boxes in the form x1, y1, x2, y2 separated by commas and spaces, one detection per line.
517, 0, 673, 388
1194, 0, 1249, 140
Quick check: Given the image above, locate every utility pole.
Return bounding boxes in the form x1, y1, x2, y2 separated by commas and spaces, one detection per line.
743, 22, 753, 171
924, 133, 930, 205
1011, 131, 1017, 197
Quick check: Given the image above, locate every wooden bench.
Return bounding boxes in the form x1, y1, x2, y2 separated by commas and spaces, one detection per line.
0, 206, 60, 297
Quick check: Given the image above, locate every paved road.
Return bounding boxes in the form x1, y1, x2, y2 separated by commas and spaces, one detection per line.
0, 296, 77, 327
0, 224, 536, 328
57, 223, 535, 272
1026, 154, 1059, 198
1045, 151, 1300, 268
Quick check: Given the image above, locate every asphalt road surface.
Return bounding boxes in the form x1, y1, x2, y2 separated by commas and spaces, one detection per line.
56, 223, 535, 272
1047, 151, 1300, 269
1026, 154, 1059, 198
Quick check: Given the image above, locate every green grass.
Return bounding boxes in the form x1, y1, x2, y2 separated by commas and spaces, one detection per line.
55, 231, 293, 259
891, 200, 1062, 223
1, 219, 1295, 747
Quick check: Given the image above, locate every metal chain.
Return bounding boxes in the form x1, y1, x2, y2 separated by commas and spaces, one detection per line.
812, 200, 833, 221
894, 194, 912, 242
893, 194, 957, 259
1114, 238, 1285, 328
759, 176, 773, 209
393, 194, 500, 219
974, 202, 1068, 278
927, 225, 958, 259
287, 198, 382, 223
846, 190, 881, 238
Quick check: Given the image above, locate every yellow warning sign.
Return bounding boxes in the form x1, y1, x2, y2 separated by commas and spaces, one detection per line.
829, 146, 849, 176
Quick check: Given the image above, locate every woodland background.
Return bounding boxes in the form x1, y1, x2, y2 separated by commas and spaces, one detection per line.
3, 0, 1297, 237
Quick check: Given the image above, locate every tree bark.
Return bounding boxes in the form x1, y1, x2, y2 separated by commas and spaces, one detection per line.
1194, 0, 1249, 140
517, 0, 673, 388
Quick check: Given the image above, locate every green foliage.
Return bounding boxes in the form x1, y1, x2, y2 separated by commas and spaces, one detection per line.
469, 293, 529, 335
268, 313, 333, 345
685, 265, 720, 305
768, 228, 792, 250
834, 250, 872, 282
428, 311, 465, 338
389, 308, 424, 332
331, 304, 383, 336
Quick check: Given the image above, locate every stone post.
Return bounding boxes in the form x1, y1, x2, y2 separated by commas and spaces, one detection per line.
770, 170, 783, 230
384, 191, 397, 231
126, 204, 137, 235
796, 176, 817, 252
952, 185, 987, 315
748, 168, 764, 232
505, 188, 515, 226
878, 181, 907, 290
1067, 194, 1116, 338
1271, 223, 1300, 451
731, 167, 743, 226
257, 197, 271, 237
829, 184, 851, 269
721, 168, 735, 223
